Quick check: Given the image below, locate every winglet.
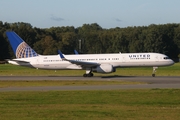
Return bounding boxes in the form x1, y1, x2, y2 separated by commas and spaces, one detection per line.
58, 50, 66, 60
74, 50, 79, 55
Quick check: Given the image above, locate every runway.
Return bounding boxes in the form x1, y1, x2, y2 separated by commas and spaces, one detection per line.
0, 76, 180, 91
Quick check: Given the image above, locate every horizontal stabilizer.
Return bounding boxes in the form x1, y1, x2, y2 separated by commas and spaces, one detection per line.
7, 59, 30, 63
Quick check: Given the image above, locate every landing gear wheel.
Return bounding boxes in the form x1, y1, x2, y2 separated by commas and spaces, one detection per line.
152, 74, 155, 77
83, 74, 87, 77
83, 73, 93, 77
83, 69, 94, 77
87, 74, 92, 77
88, 73, 93, 77
90, 73, 94, 77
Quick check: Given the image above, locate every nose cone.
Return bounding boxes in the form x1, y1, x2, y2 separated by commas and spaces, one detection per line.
169, 59, 175, 66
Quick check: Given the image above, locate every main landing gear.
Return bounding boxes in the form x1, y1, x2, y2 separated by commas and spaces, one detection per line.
83, 73, 94, 77
152, 67, 158, 77
83, 69, 94, 77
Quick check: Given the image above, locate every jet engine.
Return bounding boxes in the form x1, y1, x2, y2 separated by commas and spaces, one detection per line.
93, 64, 116, 73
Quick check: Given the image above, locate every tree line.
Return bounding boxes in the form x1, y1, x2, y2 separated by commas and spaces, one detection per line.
0, 21, 180, 61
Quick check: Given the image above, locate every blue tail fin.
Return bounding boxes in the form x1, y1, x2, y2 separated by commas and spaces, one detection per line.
6, 31, 38, 58
74, 50, 79, 55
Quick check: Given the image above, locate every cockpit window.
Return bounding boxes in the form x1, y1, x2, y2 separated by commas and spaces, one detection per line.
164, 57, 170, 59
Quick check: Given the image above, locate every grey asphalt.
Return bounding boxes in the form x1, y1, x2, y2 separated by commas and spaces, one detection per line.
0, 76, 180, 91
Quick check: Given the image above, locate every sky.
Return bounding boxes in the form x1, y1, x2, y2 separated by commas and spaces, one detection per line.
0, 0, 180, 29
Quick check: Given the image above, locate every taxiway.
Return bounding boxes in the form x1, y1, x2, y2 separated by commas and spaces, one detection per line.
0, 76, 180, 91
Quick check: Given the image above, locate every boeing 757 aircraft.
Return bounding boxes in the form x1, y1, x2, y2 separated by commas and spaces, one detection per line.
6, 31, 174, 77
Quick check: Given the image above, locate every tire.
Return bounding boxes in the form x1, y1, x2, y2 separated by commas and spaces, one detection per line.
83, 74, 87, 77
152, 74, 155, 77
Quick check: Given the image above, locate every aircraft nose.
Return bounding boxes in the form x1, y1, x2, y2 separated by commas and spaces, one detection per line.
170, 60, 175, 65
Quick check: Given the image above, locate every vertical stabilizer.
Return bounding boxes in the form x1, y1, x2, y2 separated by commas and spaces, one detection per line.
6, 31, 38, 58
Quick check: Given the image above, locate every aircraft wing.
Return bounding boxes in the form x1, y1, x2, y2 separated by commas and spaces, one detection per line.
58, 50, 100, 68
67, 60, 99, 68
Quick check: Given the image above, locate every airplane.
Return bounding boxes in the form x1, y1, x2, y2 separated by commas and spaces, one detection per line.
6, 31, 174, 77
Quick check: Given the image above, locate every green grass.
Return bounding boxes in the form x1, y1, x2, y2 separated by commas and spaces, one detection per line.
0, 89, 180, 120
0, 64, 179, 119
0, 63, 180, 76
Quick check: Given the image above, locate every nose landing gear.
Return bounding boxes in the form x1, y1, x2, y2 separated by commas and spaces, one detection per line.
152, 67, 158, 77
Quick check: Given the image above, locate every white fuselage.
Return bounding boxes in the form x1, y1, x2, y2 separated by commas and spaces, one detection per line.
8, 53, 174, 70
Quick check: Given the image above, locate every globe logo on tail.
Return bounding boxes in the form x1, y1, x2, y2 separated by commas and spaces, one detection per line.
16, 42, 38, 58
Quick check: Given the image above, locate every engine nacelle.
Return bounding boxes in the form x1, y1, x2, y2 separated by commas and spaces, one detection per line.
92, 64, 116, 73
